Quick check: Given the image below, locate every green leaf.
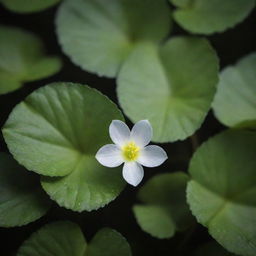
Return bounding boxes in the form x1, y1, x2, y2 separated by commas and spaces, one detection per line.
1, 0, 60, 13
25, 57, 62, 82
133, 172, 194, 239
138, 172, 193, 231
117, 37, 219, 142
17, 221, 87, 256
0, 26, 62, 95
187, 130, 256, 256
196, 241, 235, 256
133, 205, 175, 239
171, 0, 255, 34
171, 0, 191, 8
213, 53, 256, 128
41, 156, 125, 212
17, 222, 132, 256
56, 0, 171, 78
0, 71, 22, 95
0, 153, 51, 227
88, 228, 132, 256
3, 83, 125, 212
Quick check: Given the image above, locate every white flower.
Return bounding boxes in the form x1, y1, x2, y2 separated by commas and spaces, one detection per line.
95, 120, 168, 186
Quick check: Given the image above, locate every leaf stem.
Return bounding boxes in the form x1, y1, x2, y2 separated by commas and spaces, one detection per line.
190, 133, 199, 152
175, 222, 198, 255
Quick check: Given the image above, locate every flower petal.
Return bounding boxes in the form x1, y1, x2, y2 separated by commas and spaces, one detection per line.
109, 120, 130, 147
130, 120, 153, 147
137, 145, 168, 167
122, 162, 144, 186
96, 144, 123, 167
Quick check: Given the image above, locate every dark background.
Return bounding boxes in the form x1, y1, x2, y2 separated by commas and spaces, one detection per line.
0, 2, 255, 255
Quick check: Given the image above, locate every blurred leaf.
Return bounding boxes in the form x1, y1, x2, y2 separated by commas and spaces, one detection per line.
133, 172, 194, 239
0, 71, 22, 95
171, 0, 255, 34
25, 57, 62, 82
138, 172, 193, 231
196, 241, 235, 256
117, 38, 219, 142
1, 0, 60, 13
88, 228, 132, 256
133, 205, 175, 239
17, 221, 87, 256
17, 222, 132, 256
56, 0, 171, 77
213, 53, 256, 128
0, 153, 51, 227
3, 83, 125, 211
171, 0, 191, 8
187, 130, 256, 256
0, 26, 62, 95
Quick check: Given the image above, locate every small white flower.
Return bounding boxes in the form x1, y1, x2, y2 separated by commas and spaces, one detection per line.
95, 120, 168, 186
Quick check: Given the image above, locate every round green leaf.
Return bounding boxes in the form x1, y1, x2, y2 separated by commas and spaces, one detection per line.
56, 0, 171, 77
117, 37, 219, 142
88, 228, 132, 256
0, 26, 62, 95
187, 130, 256, 256
3, 82, 125, 211
1, 0, 60, 13
0, 153, 51, 227
17, 221, 87, 256
138, 172, 193, 232
133, 205, 175, 239
41, 156, 125, 212
213, 53, 256, 128
171, 0, 255, 34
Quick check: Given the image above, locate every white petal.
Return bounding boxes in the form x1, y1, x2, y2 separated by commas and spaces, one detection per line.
122, 162, 144, 186
137, 145, 168, 167
130, 120, 152, 147
109, 120, 130, 147
96, 144, 123, 167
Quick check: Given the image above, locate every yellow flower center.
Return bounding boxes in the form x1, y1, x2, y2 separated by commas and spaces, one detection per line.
122, 142, 140, 161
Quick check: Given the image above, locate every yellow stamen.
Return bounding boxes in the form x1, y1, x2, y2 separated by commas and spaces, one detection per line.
122, 142, 140, 161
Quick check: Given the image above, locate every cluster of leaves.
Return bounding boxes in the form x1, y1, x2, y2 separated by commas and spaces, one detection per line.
0, 0, 256, 255
0, 26, 62, 95
17, 221, 131, 256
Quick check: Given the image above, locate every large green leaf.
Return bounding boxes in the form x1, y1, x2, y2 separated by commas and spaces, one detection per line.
0, 153, 50, 227
56, 0, 171, 78
3, 83, 125, 211
41, 156, 125, 211
17, 221, 87, 256
187, 130, 256, 256
133, 172, 194, 239
0, 26, 62, 95
88, 228, 132, 256
213, 53, 256, 128
171, 0, 255, 34
117, 37, 219, 142
1, 0, 60, 13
